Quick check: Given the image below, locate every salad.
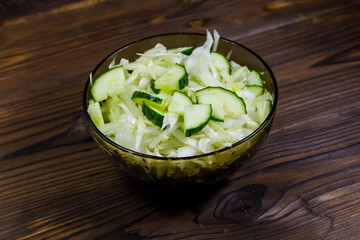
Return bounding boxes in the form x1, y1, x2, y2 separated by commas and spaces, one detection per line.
87, 30, 273, 158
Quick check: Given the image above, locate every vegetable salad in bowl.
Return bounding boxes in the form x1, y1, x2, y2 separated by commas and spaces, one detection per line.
83, 31, 277, 184
87, 30, 272, 157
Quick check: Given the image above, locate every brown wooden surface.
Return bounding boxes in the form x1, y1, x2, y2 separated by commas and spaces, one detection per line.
1, 0, 359, 239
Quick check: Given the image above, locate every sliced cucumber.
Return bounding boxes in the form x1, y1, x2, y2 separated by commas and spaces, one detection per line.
154, 64, 188, 91
210, 51, 231, 75
131, 91, 163, 107
196, 91, 224, 122
184, 104, 212, 137
142, 102, 164, 128
150, 79, 161, 94
168, 91, 193, 115
168, 46, 195, 55
256, 100, 272, 123
246, 70, 264, 87
245, 85, 264, 97
87, 102, 104, 126
196, 86, 246, 119
91, 66, 125, 102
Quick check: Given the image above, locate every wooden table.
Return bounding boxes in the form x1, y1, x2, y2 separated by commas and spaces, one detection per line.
1, 0, 359, 239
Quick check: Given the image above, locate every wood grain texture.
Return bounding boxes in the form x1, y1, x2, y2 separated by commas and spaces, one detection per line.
0, 0, 359, 239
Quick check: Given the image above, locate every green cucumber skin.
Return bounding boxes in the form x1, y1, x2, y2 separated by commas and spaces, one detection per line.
168, 46, 194, 55
211, 51, 231, 75
209, 110, 224, 122
247, 70, 264, 87
185, 119, 210, 137
150, 79, 161, 94
131, 91, 163, 105
155, 64, 188, 91
142, 102, 164, 128
196, 94, 224, 122
176, 64, 189, 90
173, 90, 193, 104
168, 90, 194, 115
184, 104, 212, 137
196, 86, 247, 116
254, 70, 263, 80
180, 47, 195, 55
245, 85, 265, 96
91, 66, 124, 102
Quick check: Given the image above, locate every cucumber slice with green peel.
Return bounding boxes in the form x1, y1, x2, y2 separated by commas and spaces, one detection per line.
184, 104, 212, 137
196, 86, 247, 119
142, 102, 164, 128
245, 85, 265, 97
220, 89, 247, 117
256, 100, 272, 123
210, 51, 231, 74
246, 70, 264, 87
150, 79, 161, 94
131, 91, 163, 107
87, 102, 104, 126
91, 66, 125, 102
168, 46, 195, 55
154, 64, 188, 91
196, 91, 224, 122
168, 91, 194, 115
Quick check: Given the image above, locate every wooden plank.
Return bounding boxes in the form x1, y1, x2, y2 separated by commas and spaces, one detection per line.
0, 0, 359, 239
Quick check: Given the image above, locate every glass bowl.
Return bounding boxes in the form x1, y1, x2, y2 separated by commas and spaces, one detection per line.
83, 33, 278, 185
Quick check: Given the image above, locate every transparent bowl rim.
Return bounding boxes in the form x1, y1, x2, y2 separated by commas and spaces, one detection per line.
82, 32, 278, 161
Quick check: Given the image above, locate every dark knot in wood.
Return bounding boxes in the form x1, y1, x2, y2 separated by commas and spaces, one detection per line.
214, 184, 267, 222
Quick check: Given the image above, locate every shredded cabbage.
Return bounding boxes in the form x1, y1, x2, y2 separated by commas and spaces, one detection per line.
88, 31, 273, 157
